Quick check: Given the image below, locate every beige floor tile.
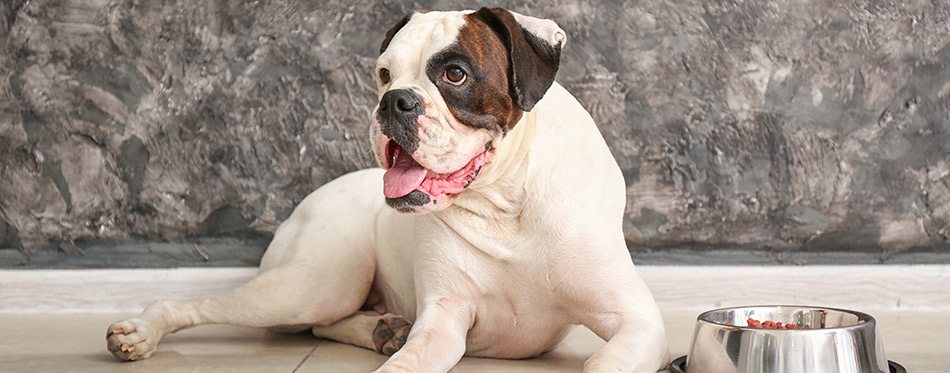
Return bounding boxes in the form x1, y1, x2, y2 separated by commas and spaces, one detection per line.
0, 313, 316, 373
873, 310, 948, 372
0, 310, 942, 372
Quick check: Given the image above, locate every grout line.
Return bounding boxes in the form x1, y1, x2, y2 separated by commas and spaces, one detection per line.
291, 342, 319, 373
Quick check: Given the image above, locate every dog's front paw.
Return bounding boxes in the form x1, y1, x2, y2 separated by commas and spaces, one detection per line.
106, 318, 161, 361
373, 314, 412, 356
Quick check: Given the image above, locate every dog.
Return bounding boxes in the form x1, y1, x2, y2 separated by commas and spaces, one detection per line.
106, 8, 670, 372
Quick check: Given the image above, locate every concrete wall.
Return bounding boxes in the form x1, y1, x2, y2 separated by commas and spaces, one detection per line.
1, 0, 949, 267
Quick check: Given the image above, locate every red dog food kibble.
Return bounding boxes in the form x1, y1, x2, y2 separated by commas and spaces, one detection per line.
744, 318, 812, 329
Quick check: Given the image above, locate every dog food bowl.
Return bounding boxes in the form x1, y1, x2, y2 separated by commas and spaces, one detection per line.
669, 305, 905, 373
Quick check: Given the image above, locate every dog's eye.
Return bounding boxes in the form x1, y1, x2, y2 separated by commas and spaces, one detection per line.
443, 66, 466, 85
379, 68, 391, 85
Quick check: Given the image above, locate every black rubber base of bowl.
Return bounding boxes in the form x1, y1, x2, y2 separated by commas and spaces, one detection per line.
668, 355, 906, 373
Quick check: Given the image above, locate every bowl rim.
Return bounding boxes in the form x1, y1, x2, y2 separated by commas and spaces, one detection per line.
670, 355, 907, 373
696, 304, 877, 331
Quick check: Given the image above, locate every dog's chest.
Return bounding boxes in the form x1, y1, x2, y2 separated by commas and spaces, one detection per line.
462, 258, 574, 358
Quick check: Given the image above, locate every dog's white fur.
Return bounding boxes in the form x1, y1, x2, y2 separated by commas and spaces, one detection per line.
107, 10, 669, 373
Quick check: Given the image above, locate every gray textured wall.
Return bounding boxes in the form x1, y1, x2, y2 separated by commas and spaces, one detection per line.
1, 0, 949, 267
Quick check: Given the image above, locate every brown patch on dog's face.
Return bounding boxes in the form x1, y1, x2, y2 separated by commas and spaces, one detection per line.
424, 14, 524, 134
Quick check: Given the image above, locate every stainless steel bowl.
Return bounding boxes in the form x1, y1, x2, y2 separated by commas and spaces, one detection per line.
682, 305, 893, 373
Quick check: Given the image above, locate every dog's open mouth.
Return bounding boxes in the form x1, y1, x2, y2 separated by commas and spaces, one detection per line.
382, 139, 490, 200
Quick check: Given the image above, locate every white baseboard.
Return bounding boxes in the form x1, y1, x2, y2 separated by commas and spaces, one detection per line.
637, 265, 950, 311
1, 265, 948, 313
0, 268, 257, 313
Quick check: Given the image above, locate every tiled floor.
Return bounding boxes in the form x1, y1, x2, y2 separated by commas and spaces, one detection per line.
0, 310, 943, 372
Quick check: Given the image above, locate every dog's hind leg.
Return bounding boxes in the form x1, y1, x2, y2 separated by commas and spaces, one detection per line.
107, 261, 373, 361
107, 170, 386, 361
312, 311, 413, 355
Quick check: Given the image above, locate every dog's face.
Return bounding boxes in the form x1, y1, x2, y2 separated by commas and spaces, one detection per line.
371, 8, 565, 213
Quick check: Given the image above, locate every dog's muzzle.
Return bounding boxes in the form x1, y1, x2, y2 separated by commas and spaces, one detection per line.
377, 89, 424, 153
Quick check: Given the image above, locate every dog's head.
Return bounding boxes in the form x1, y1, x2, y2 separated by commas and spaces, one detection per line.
371, 8, 565, 213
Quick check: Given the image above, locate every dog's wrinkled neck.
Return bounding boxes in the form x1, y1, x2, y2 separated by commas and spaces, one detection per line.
470, 110, 536, 190
432, 110, 537, 258
454, 109, 535, 211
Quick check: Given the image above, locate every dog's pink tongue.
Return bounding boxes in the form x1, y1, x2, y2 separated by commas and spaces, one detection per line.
383, 148, 427, 198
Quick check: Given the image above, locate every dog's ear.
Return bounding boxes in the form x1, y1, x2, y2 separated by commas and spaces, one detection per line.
380, 13, 412, 54
474, 8, 566, 112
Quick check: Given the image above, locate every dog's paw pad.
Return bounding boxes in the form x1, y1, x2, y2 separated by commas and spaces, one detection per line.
373, 315, 412, 356
106, 318, 160, 361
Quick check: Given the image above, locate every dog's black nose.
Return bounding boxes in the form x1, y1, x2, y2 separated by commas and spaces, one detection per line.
377, 89, 424, 153
379, 89, 421, 115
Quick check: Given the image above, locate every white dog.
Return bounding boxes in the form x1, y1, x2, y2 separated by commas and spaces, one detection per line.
107, 8, 670, 372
